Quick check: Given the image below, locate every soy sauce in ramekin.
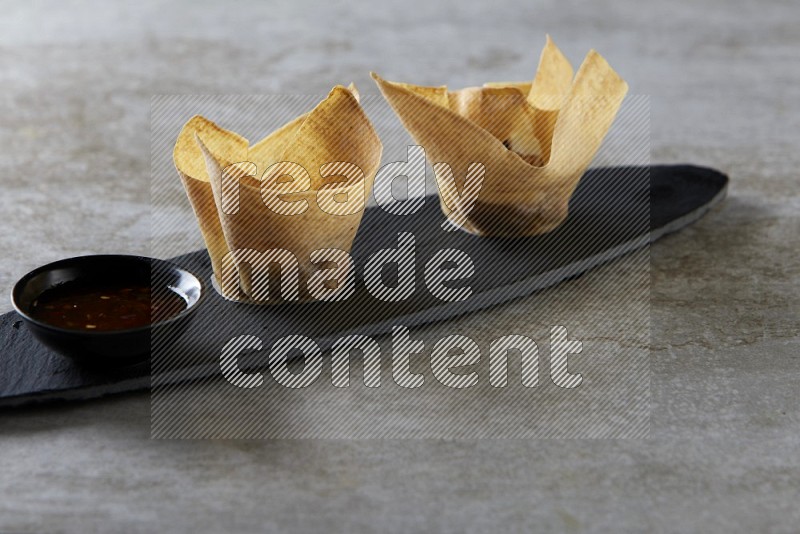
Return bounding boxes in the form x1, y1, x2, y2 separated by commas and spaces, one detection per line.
29, 283, 187, 331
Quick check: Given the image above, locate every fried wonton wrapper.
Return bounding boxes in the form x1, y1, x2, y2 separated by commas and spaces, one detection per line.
173, 85, 382, 302
373, 36, 628, 237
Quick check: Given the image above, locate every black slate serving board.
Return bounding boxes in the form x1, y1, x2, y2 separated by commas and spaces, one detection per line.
0, 165, 728, 407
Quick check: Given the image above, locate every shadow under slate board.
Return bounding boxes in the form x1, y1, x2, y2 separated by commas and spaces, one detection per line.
0, 164, 728, 407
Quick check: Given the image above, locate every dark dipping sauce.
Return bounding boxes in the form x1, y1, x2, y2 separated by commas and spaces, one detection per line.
29, 283, 187, 331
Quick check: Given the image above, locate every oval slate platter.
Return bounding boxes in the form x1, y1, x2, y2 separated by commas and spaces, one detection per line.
0, 164, 727, 407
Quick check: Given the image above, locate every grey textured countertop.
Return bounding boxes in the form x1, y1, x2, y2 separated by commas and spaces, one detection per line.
1, 0, 798, 532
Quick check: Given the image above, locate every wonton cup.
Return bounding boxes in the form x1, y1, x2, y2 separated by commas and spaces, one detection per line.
173, 85, 382, 303
372, 36, 628, 237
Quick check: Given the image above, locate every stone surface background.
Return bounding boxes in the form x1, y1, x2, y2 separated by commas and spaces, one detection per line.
1, 0, 798, 531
